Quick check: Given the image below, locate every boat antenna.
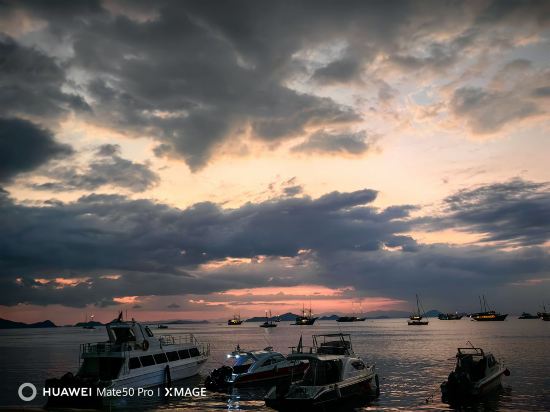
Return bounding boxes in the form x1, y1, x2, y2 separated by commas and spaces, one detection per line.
467, 340, 475, 349
478, 295, 483, 312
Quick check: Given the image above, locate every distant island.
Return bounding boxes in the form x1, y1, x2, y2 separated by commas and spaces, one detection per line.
0, 318, 57, 329
245, 312, 298, 322
157, 320, 209, 325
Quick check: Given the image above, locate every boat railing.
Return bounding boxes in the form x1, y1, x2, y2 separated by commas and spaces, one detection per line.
80, 341, 132, 354
159, 333, 210, 356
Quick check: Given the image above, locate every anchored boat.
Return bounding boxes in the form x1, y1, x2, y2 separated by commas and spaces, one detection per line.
260, 310, 278, 328
438, 313, 463, 320
205, 346, 307, 392
45, 312, 209, 408
470, 295, 507, 321
408, 294, 429, 325
228, 314, 243, 325
294, 303, 318, 325
441, 345, 509, 401
265, 333, 379, 410
518, 312, 539, 319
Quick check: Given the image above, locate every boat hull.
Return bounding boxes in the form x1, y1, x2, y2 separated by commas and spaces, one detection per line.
265, 374, 379, 410
472, 314, 507, 321
408, 320, 429, 325
441, 368, 508, 401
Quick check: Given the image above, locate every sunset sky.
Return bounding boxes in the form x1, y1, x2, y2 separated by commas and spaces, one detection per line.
1, 0, 549, 324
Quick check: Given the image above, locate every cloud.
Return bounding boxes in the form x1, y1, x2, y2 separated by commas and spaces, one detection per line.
0, 35, 89, 122
450, 60, 549, 134
2, 1, 547, 169
31, 144, 160, 192
292, 129, 374, 155
426, 179, 550, 247
0, 117, 73, 182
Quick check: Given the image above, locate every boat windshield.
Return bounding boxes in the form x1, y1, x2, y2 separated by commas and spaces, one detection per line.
301, 359, 341, 386
232, 354, 255, 373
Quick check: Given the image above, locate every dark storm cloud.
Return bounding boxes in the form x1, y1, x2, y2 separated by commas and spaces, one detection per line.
1, 180, 549, 308
292, 130, 374, 155
0, 187, 415, 306
434, 180, 550, 247
0, 117, 73, 182
3, 0, 547, 168
0, 35, 89, 121
32, 144, 160, 192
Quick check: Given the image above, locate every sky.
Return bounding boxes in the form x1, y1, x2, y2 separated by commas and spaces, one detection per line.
0, 0, 549, 324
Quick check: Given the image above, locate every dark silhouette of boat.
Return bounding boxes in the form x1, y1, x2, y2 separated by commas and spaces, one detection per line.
227, 314, 243, 325
260, 310, 277, 328
294, 303, 318, 325
537, 304, 550, 321
408, 294, 429, 325
518, 312, 538, 319
439, 313, 463, 320
336, 302, 366, 322
471, 296, 507, 321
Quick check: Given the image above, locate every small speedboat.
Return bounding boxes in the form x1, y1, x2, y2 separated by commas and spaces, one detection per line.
205, 346, 307, 392
157, 324, 168, 328
265, 333, 379, 410
441, 346, 509, 401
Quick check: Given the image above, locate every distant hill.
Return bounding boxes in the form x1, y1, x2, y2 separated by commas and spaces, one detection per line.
0, 318, 57, 329
163, 320, 209, 325
319, 314, 339, 320
424, 310, 442, 318
245, 312, 299, 322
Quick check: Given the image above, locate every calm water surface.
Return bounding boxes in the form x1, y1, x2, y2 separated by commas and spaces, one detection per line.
0, 318, 548, 411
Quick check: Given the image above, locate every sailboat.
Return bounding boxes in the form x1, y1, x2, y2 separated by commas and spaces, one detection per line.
470, 295, 507, 321
408, 294, 429, 325
336, 302, 366, 322
260, 310, 277, 328
294, 303, 318, 325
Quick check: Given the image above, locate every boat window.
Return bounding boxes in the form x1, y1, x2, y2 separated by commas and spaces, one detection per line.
144, 326, 154, 337
140, 355, 155, 367
487, 355, 496, 367
189, 347, 200, 357
178, 349, 190, 359
129, 357, 141, 369
154, 353, 168, 364
261, 358, 274, 367
352, 360, 365, 370
111, 327, 136, 344
166, 351, 179, 362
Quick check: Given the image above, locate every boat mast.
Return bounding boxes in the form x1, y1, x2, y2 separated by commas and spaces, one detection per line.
416, 294, 421, 316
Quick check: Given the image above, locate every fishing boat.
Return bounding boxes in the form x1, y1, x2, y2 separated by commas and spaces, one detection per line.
518, 312, 539, 319
408, 294, 429, 325
204, 345, 307, 392
265, 333, 379, 409
228, 314, 243, 325
45, 312, 209, 408
438, 313, 463, 320
470, 296, 507, 321
441, 345, 510, 401
294, 303, 318, 325
260, 310, 277, 328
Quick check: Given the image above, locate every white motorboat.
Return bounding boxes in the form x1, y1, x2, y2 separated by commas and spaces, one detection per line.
46, 313, 209, 407
205, 345, 307, 391
265, 333, 379, 410
441, 346, 510, 401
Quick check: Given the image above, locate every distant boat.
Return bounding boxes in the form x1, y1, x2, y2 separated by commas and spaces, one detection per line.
260, 310, 277, 328
408, 294, 429, 325
518, 312, 538, 319
227, 314, 243, 326
537, 304, 550, 321
470, 295, 507, 321
293, 303, 318, 325
336, 302, 366, 322
157, 324, 168, 329
439, 313, 463, 320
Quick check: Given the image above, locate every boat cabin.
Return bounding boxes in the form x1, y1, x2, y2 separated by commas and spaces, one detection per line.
455, 347, 498, 380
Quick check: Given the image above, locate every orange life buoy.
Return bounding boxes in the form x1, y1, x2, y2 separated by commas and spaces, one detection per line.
142, 339, 149, 351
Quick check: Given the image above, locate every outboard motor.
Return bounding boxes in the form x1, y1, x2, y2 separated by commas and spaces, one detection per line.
204, 365, 233, 392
